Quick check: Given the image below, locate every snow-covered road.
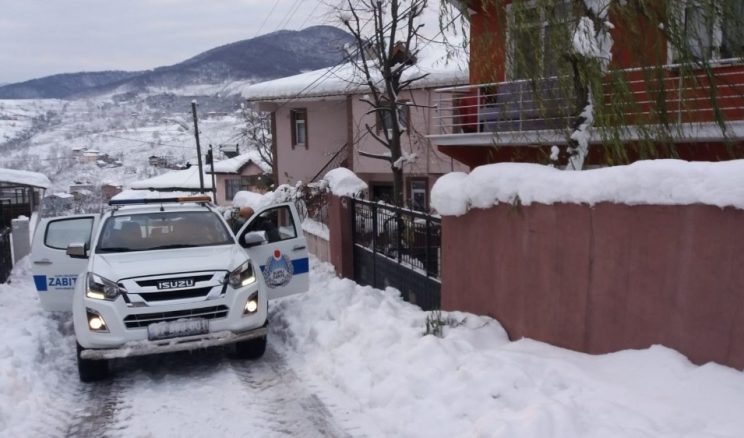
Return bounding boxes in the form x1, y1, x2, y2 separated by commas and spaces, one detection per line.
0, 260, 355, 438
4, 257, 744, 438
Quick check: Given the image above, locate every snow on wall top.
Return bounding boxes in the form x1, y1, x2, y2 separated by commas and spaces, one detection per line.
323, 167, 367, 197
0, 168, 51, 189
129, 167, 213, 190
431, 160, 744, 216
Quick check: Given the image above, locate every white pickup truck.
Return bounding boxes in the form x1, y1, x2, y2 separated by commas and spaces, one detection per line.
31, 195, 309, 381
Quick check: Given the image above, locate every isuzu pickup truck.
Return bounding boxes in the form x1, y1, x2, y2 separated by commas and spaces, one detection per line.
31, 195, 308, 381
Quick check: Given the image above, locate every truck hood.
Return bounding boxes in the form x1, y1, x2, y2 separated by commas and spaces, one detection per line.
91, 244, 248, 281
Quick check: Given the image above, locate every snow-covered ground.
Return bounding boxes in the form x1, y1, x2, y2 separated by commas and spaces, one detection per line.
2, 257, 744, 437
0, 96, 249, 194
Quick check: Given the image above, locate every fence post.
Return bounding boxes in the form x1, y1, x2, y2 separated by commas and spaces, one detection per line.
327, 194, 354, 280
425, 216, 431, 277
396, 208, 402, 263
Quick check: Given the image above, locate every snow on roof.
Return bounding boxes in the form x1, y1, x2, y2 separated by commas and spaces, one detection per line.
239, 6, 468, 102
323, 167, 367, 197
240, 49, 468, 102
129, 167, 213, 191
0, 168, 51, 189
431, 160, 744, 216
48, 192, 74, 199
207, 152, 269, 174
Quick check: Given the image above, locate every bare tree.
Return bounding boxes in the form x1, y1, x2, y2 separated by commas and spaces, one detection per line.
239, 103, 273, 171
337, 0, 430, 206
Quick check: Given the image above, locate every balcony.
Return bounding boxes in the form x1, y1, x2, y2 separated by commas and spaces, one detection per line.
430, 59, 744, 148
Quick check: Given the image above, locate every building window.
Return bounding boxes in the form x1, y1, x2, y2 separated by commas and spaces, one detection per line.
408, 178, 428, 211
225, 178, 241, 200
376, 102, 410, 134
678, 0, 744, 61
291, 109, 307, 148
508, 1, 575, 79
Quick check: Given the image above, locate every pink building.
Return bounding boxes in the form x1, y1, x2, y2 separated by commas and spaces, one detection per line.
240, 52, 469, 210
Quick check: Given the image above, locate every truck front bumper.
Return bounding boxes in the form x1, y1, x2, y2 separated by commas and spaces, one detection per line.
79, 326, 267, 360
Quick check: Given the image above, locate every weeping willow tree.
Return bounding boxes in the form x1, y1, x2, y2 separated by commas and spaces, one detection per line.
444, 0, 744, 169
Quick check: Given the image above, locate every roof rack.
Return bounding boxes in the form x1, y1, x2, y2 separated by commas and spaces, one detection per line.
109, 195, 212, 206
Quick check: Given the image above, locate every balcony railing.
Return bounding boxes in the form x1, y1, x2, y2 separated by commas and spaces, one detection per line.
433, 59, 744, 139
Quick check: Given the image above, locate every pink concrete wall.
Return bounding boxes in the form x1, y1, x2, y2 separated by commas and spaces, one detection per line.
274, 99, 348, 186
441, 202, 744, 369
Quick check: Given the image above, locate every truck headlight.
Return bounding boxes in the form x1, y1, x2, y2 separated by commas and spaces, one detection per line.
86, 273, 123, 300
244, 291, 259, 315
228, 260, 255, 288
86, 308, 109, 332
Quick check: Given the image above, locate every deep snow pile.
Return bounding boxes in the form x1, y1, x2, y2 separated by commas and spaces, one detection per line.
0, 259, 78, 436
272, 260, 744, 438
323, 167, 367, 197
431, 160, 744, 216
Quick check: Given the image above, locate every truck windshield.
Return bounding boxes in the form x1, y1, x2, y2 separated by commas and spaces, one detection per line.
97, 211, 234, 253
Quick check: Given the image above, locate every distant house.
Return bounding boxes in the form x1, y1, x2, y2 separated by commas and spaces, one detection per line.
101, 183, 123, 201
0, 168, 50, 227
240, 43, 469, 210
148, 155, 168, 167
206, 152, 271, 205
130, 153, 269, 206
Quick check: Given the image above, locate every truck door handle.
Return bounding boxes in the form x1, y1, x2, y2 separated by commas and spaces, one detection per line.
33, 259, 52, 265
292, 244, 306, 251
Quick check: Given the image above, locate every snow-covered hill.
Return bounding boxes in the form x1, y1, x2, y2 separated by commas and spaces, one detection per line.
0, 26, 353, 99
0, 92, 255, 195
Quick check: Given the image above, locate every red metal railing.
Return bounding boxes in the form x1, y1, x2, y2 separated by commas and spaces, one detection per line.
433, 59, 744, 136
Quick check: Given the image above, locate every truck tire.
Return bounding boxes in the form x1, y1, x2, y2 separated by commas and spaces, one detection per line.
77, 343, 109, 382
230, 336, 267, 359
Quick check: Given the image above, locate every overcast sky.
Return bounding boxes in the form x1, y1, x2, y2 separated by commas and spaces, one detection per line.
0, 0, 332, 84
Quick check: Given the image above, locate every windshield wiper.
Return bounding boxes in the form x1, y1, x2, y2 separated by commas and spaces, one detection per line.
148, 244, 199, 250
98, 247, 132, 253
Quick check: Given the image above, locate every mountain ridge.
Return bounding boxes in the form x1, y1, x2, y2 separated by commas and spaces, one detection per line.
0, 26, 353, 99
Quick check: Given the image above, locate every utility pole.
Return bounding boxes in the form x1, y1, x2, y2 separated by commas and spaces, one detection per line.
208, 145, 217, 201
191, 100, 205, 194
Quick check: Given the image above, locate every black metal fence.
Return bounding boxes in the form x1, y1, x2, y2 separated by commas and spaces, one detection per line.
352, 199, 441, 310
0, 227, 12, 284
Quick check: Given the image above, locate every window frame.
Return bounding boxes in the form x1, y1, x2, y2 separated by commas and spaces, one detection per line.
406, 177, 429, 212
670, 0, 744, 63
44, 217, 94, 250
290, 108, 308, 149
376, 101, 410, 135
505, 0, 575, 80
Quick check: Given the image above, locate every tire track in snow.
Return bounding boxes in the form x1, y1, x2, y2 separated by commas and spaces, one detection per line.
230, 345, 354, 438
63, 378, 122, 438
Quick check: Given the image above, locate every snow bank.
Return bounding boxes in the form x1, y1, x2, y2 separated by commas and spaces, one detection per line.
323, 168, 367, 197
0, 168, 51, 189
432, 160, 744, 216
274, 259, 744, 437
232, 190, 267, 210
0, 259, 78, 436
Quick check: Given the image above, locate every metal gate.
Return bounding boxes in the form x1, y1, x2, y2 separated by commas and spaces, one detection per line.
351, 199, 441, 310
0, 227, 12, 284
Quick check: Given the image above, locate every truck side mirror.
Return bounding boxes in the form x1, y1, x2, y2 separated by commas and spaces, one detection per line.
66, 242, 88, 259
242, 231, 266, 248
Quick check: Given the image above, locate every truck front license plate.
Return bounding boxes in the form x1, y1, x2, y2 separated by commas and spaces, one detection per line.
147, 318, 209, 341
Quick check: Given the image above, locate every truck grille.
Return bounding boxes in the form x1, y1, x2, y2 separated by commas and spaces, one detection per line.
135, 275, 213, 288
124, 305, 229, 328
138, 287, 214, 302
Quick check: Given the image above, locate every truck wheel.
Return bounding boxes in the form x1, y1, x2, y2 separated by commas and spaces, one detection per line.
231, 336, 267, 359
77, 343, 109, 382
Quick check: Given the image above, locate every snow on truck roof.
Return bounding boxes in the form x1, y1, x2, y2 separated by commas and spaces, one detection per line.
0, 168, 51, 189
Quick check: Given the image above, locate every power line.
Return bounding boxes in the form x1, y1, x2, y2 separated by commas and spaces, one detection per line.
252, 0, 281, 38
